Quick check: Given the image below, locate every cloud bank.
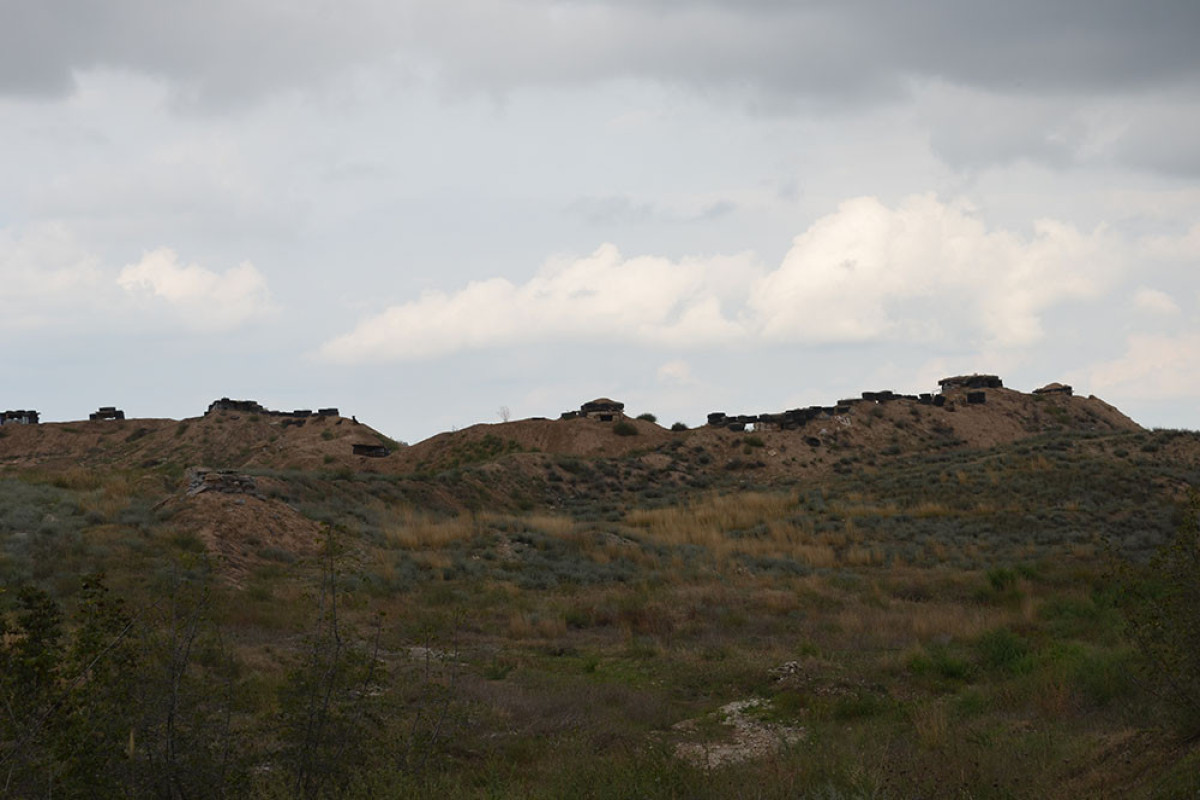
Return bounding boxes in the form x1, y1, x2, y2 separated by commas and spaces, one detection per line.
118, 248, 276, 331
319, 194, 1122, 363
1086, 333, 1200, 401
8, 1, 1196, 103
0, 223, 104, 330
319, 244, 752, 362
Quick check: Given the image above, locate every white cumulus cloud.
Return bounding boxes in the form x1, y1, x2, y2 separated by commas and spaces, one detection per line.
118, 248, 276, 331
748, 194, 1116, 348
318, 243, 753, 363
1132, 287, 1181, 316
319, 194, 1127, 364
1085, 332, 1200, 400
0, 223, 106, 330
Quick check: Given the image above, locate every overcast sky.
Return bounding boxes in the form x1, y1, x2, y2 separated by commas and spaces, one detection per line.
3, 1, 1200, 442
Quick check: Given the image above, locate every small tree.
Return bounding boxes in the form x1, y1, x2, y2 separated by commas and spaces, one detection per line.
636, 413, 657, 423
279, 530, 384, 799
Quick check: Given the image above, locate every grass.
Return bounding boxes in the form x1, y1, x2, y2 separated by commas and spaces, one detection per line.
1, 426, 1198, 796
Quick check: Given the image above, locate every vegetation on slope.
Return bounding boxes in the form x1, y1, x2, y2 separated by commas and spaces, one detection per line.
1, 416, 1200, 797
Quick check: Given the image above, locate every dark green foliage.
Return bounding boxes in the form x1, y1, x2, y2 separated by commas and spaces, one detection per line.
278, 547, 386, 799
1125, 494, 1200, 736
909, 644, 975, 683
612, 421, 638, 437
0, 584, 67, 794
636, 413, 657, 423
670, 422, 688, 432
0, 570, 260, 798
975, 628, 1032, 674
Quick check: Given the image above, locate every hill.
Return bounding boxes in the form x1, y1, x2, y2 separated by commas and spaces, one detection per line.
0, 380, 1141, 478
2, 382, 1199, 798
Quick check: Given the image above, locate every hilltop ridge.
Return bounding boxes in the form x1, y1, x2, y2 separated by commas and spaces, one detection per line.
0, 380, 1140, 479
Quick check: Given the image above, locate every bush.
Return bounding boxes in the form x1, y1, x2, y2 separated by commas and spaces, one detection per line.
1125, 494, 1200, 735
670, 422, 688, 432
613, 421, 638, 437
975, 628, 1032, 673
636, 413, 657, 423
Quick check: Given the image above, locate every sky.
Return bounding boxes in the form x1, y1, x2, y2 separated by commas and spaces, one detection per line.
3, 1, 1200, 443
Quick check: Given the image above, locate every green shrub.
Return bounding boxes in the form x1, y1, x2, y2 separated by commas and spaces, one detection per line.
1125, 494, 1200, 734
743, 436, 765, 448
910, 645, 974, 682
636, 413, 657, 423
670, 422, 688, 432
975, 628, 1032, 673
613, 421, 638, 437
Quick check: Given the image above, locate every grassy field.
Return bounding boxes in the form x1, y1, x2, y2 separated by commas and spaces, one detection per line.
2, 427, 1200, 798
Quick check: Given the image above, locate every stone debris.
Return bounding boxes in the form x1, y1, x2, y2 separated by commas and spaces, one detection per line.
186, 467, 262, 498
703, 374, 1010, 433
672, 698, 805, 769
206, 398, 339, 418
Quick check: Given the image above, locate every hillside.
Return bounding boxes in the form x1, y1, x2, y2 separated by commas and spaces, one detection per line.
0, 410, 398, 473
0, 381, 1141, 479
2, 383, 1199, 798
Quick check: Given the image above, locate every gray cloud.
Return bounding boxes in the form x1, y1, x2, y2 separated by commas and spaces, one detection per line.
0, 0, 404, 107
5, 1, 1198, 106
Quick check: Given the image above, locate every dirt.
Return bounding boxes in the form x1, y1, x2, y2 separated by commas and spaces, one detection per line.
164, 487, 324, 585
0, 385, 1141, 479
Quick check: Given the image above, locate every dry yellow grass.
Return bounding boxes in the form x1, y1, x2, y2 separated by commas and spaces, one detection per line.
911, 702, 950, 751
626, 490, 797, 542
525, 514, 577, 537
834, 599, 1015, 644
384, 510, 480, 548
794, 544, 837, 567
507, 611, 567, 639
623, 490, 937, 571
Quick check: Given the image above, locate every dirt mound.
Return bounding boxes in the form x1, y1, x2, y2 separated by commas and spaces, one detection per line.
0, 411, 400, 474
393, 416, 674, 473
163, 470, 323, 583
0, 386, 1145, 493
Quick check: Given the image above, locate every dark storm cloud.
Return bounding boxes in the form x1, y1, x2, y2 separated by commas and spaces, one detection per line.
421, 0, 1200, 105
572, 0, 1200, 94
0, 0, 404, 105
4, 0, 1197, 105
